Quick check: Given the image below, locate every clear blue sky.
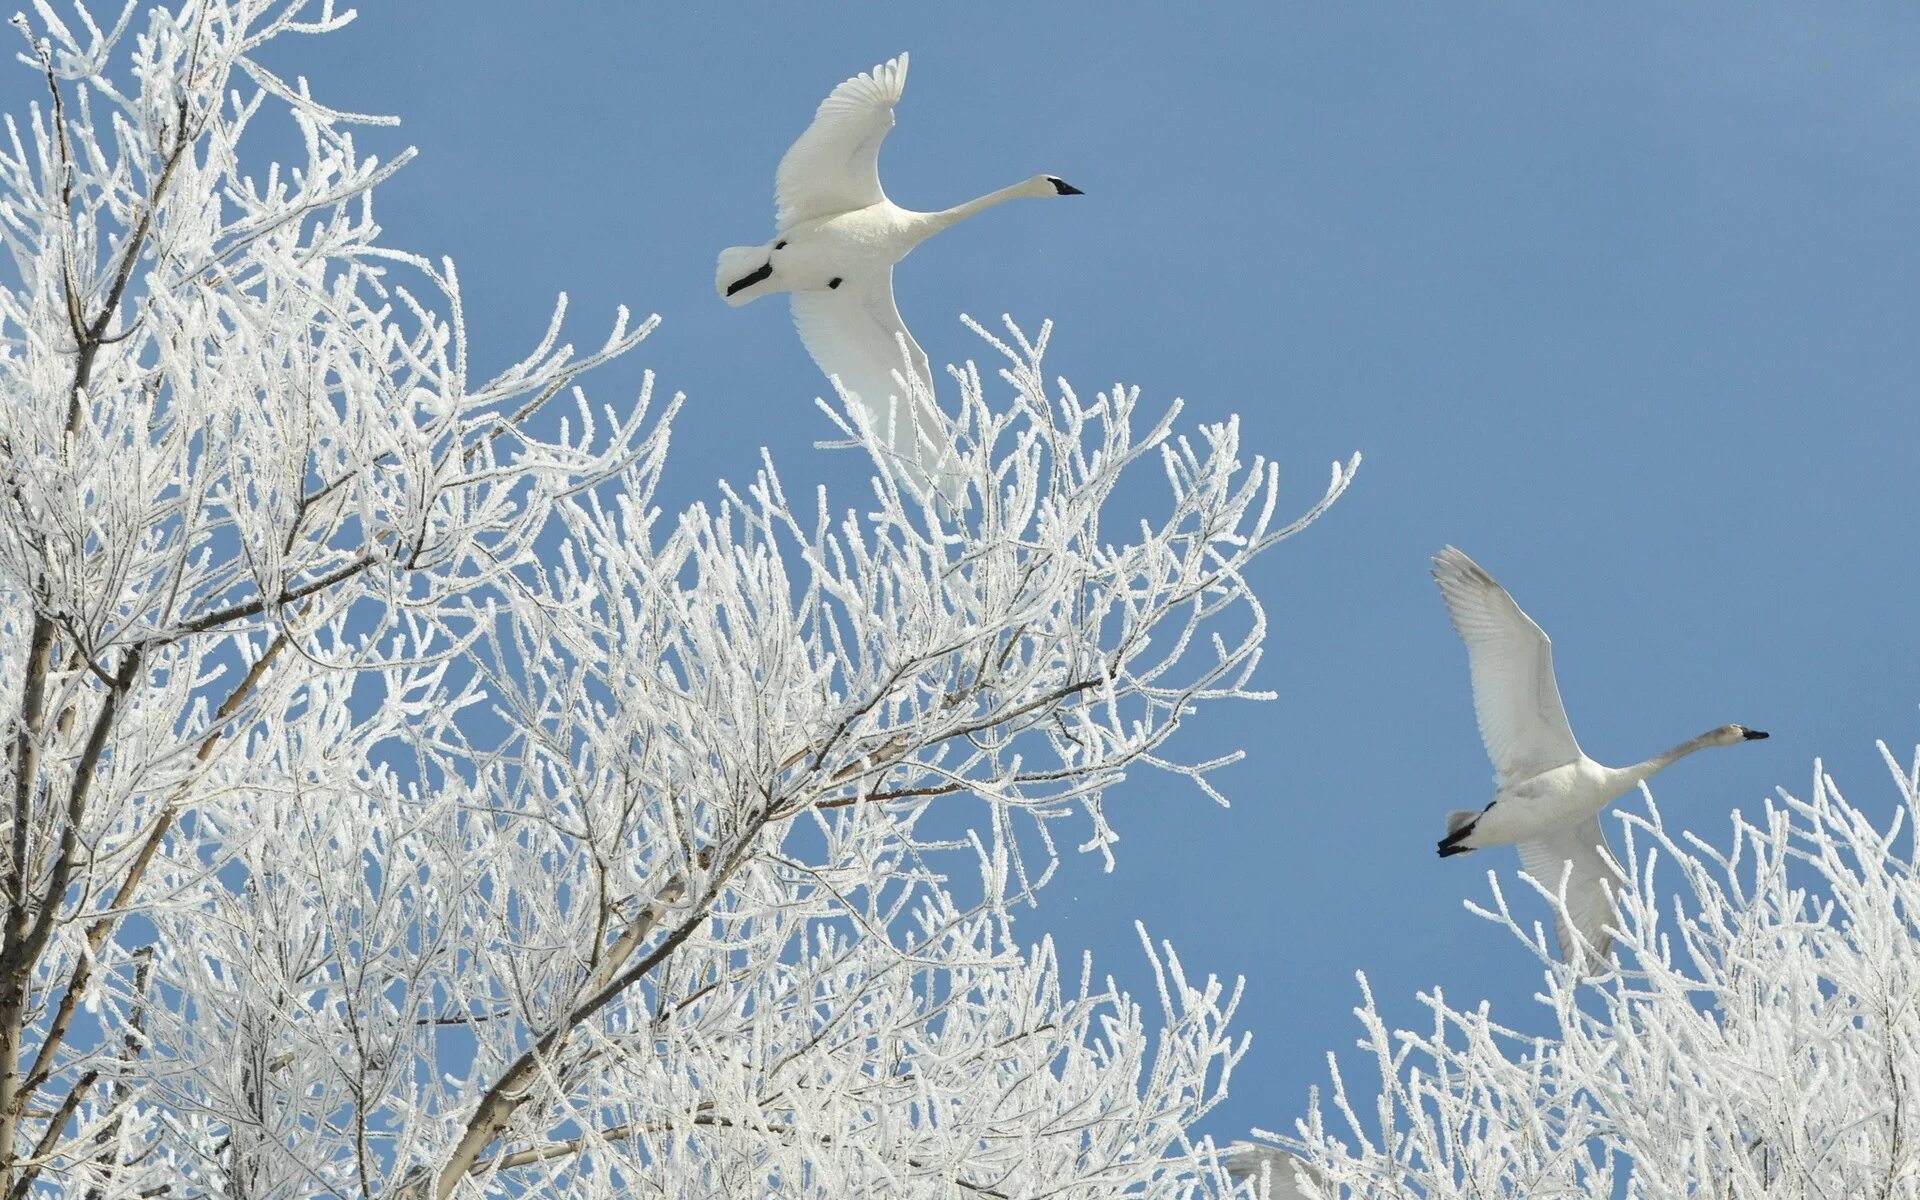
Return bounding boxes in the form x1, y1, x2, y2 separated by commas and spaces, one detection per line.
29, 1, 1920, 1148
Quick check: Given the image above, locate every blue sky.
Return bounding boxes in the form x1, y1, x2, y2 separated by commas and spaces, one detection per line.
25, 0, 1920, 1151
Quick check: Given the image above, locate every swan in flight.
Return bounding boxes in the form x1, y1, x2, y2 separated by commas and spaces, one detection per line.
1431, 546, 1767, 971
1222, 1143, 1320, 1199
716, 53, 1082, 503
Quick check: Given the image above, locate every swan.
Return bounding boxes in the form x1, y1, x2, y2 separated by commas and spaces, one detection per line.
715, 52, 1082, 502
1222, 1143, 1321, 1199
1430, 546, 1767, 971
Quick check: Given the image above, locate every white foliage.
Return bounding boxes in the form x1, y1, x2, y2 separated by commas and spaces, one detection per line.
1241, 750, 1920, 1198
0, 4, 1354, 1196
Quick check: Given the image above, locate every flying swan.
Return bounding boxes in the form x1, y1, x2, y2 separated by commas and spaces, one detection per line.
716, 53, 1082, 503
1431, 545, 1767, 971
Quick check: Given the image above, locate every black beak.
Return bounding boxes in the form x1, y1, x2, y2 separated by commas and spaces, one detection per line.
1742, 729, 1769, 740
1052, 179, 1084, 196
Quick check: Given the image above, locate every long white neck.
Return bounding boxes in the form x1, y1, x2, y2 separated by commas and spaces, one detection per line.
919, 180, 1039, 236
1615, 728, 1726, 791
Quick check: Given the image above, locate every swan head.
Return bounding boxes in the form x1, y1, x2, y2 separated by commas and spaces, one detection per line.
1716, 724, 1770, 745
1035, 174, 1084, 197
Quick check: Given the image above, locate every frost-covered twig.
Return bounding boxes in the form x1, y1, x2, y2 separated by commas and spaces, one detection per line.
0, 4, 1356, 1196
1257, 745, 1920, 1198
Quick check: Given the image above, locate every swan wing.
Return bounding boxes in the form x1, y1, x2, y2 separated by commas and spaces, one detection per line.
790, 272, 957, 498
1518, 815, 1622, 972
1221, 1143, 1321, 1199
775, 54, 908, 229
1432, 546, 1584, 785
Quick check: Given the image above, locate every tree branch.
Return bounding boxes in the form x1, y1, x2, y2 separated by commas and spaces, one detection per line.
16, 636, 286, 1112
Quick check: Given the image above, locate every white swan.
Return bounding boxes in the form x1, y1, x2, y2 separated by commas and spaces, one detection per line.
1222, 1143, 1321, 1199
1431, 546, 1767, 971
716, 53, 1082, 502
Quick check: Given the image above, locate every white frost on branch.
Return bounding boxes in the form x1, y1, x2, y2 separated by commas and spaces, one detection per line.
1240, 749, 1920, 1198
0, 3, 1356, 1196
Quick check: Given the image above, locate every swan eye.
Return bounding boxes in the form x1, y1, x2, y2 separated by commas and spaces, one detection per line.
828, 277, 843, 289
774, 240, 786, 250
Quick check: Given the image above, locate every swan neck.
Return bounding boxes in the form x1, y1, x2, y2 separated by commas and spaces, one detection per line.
1619, 730, 1721, 788
927, 181, 1033, 233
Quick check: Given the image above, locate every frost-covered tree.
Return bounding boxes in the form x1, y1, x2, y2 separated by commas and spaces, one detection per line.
0, 2, 1356, 1196
1236, 749, 1920, 1198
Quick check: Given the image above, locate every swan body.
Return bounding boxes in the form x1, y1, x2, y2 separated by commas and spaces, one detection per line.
717, 53, 1082, 502
1431, 546, 1767, 969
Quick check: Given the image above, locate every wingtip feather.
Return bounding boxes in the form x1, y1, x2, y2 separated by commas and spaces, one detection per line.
1430, 545, 1506, 604
841, 52, 909, 107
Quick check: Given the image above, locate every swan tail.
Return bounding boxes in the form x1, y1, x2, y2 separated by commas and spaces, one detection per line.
717, 242, 779, 306
1438, 809, 1481, 857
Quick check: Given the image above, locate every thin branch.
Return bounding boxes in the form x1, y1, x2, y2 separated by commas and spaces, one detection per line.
18, 636, 287, 1107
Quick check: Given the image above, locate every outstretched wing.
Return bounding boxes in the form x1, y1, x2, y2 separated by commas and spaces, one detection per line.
775, 54, 908, 229
1431, 546, 1584, 786
1518, 815, 1623, 973
790, 272, 960, 502
1221, 1143, 1322, 1200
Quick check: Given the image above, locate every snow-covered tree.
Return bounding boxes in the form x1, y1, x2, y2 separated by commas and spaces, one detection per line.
0, 2, 1355, 1195
1238, 749, 1920, 1198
